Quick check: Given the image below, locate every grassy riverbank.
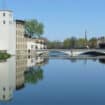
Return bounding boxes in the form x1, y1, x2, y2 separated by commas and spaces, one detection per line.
0, 53, 11, 59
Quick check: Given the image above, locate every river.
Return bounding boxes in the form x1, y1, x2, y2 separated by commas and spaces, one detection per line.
0, 54, 105, 105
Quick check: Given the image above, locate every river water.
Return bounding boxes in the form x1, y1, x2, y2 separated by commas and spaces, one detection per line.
0, 54, 105, 105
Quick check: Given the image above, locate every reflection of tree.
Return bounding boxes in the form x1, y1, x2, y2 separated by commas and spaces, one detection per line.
99, 59, 105, 64
24, 66, 43, 84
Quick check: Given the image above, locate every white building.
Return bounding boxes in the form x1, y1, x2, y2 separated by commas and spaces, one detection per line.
0, 10, 47, 55
0, 10, 16, 55
27, 42, 36, 51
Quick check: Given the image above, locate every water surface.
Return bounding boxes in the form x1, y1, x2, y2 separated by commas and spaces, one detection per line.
0, 55, 105, 105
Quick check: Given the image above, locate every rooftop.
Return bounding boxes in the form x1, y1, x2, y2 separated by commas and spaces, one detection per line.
16, 20, 25, 24
0, 10, 13, 12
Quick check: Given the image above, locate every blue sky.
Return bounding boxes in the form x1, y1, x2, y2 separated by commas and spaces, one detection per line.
0, 0, 105, 41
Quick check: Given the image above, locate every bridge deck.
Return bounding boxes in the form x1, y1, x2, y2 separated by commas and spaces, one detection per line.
47, 49, 105, 56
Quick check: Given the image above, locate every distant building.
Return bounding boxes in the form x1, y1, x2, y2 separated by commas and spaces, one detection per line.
97, 37, 105, 48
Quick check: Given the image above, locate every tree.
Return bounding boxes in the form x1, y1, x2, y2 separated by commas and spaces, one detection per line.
63, 38, 71, 49
36, 22, 44, 38
25, 19, 44, 38
70, 37, 77, 48
47, 40, 63, 49
63, 37, 77, 49
77, 38, 86, 48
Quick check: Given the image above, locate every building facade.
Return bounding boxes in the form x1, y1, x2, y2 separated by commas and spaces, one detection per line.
0, 10, 16, 54
16, 20, 27, 56
97, 37, 105, 48
0, 10, 47, 55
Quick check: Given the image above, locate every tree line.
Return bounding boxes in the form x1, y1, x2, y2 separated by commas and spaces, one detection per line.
47, 37, 98, 49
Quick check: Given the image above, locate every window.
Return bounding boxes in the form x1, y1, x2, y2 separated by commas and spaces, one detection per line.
3, 13, 5, 16
28, 55, 30, 59
35, 46, 38, 49
3, 20, 5, 24
3, 88, 6, 91
28, 50, 30, 53
3, 95, 5, 99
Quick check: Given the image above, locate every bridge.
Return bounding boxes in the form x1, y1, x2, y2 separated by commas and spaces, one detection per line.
35, 49, 105, 57
48, 49, 105, 56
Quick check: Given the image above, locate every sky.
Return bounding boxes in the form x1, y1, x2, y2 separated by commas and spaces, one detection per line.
0, 0, 105, 41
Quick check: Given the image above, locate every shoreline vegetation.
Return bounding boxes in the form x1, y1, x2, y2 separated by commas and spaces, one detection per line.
47, 37, 105, 49
0, 53, 11, 59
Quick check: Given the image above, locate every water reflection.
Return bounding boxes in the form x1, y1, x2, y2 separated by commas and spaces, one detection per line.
0, 57, 16, 101
0, 54, 105, 102
49, 51, 105, 65
0, 56, 48, 102
25, 66, 43, 84
67, 57, 105, 65
99, 58, 105, 64
69, 57, 97, 64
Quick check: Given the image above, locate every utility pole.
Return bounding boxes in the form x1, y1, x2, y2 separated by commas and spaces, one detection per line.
85, 30, 87, 42
85, 30, 88, 48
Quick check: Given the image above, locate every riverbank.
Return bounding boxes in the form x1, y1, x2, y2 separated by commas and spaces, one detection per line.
0, 53, 11, 59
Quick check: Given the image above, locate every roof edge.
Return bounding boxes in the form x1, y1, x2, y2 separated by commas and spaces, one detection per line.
15, 19, 25, 24
0, 10, 13, 12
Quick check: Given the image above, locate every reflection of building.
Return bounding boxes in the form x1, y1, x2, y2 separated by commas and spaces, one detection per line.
0, 55, 48, 101
99, 59, 105, 64
0, 57, 16, 101
27, 56, 49, 68
16, 56, 27, 90
16, 55, 48, 89
0, 10, 47, 55
16, 55, 48, 90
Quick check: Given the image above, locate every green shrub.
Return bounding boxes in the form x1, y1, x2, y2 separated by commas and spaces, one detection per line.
0, 53, 11, 59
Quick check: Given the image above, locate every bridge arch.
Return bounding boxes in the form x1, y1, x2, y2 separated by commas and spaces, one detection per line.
79, 50, 105, 56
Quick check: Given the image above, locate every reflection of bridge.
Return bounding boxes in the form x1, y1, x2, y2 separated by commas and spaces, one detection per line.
41, 49, 105, 56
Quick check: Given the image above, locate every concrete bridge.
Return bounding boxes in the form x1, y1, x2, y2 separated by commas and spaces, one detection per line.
35, 49, 105, 57
48, 49, 105, 56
